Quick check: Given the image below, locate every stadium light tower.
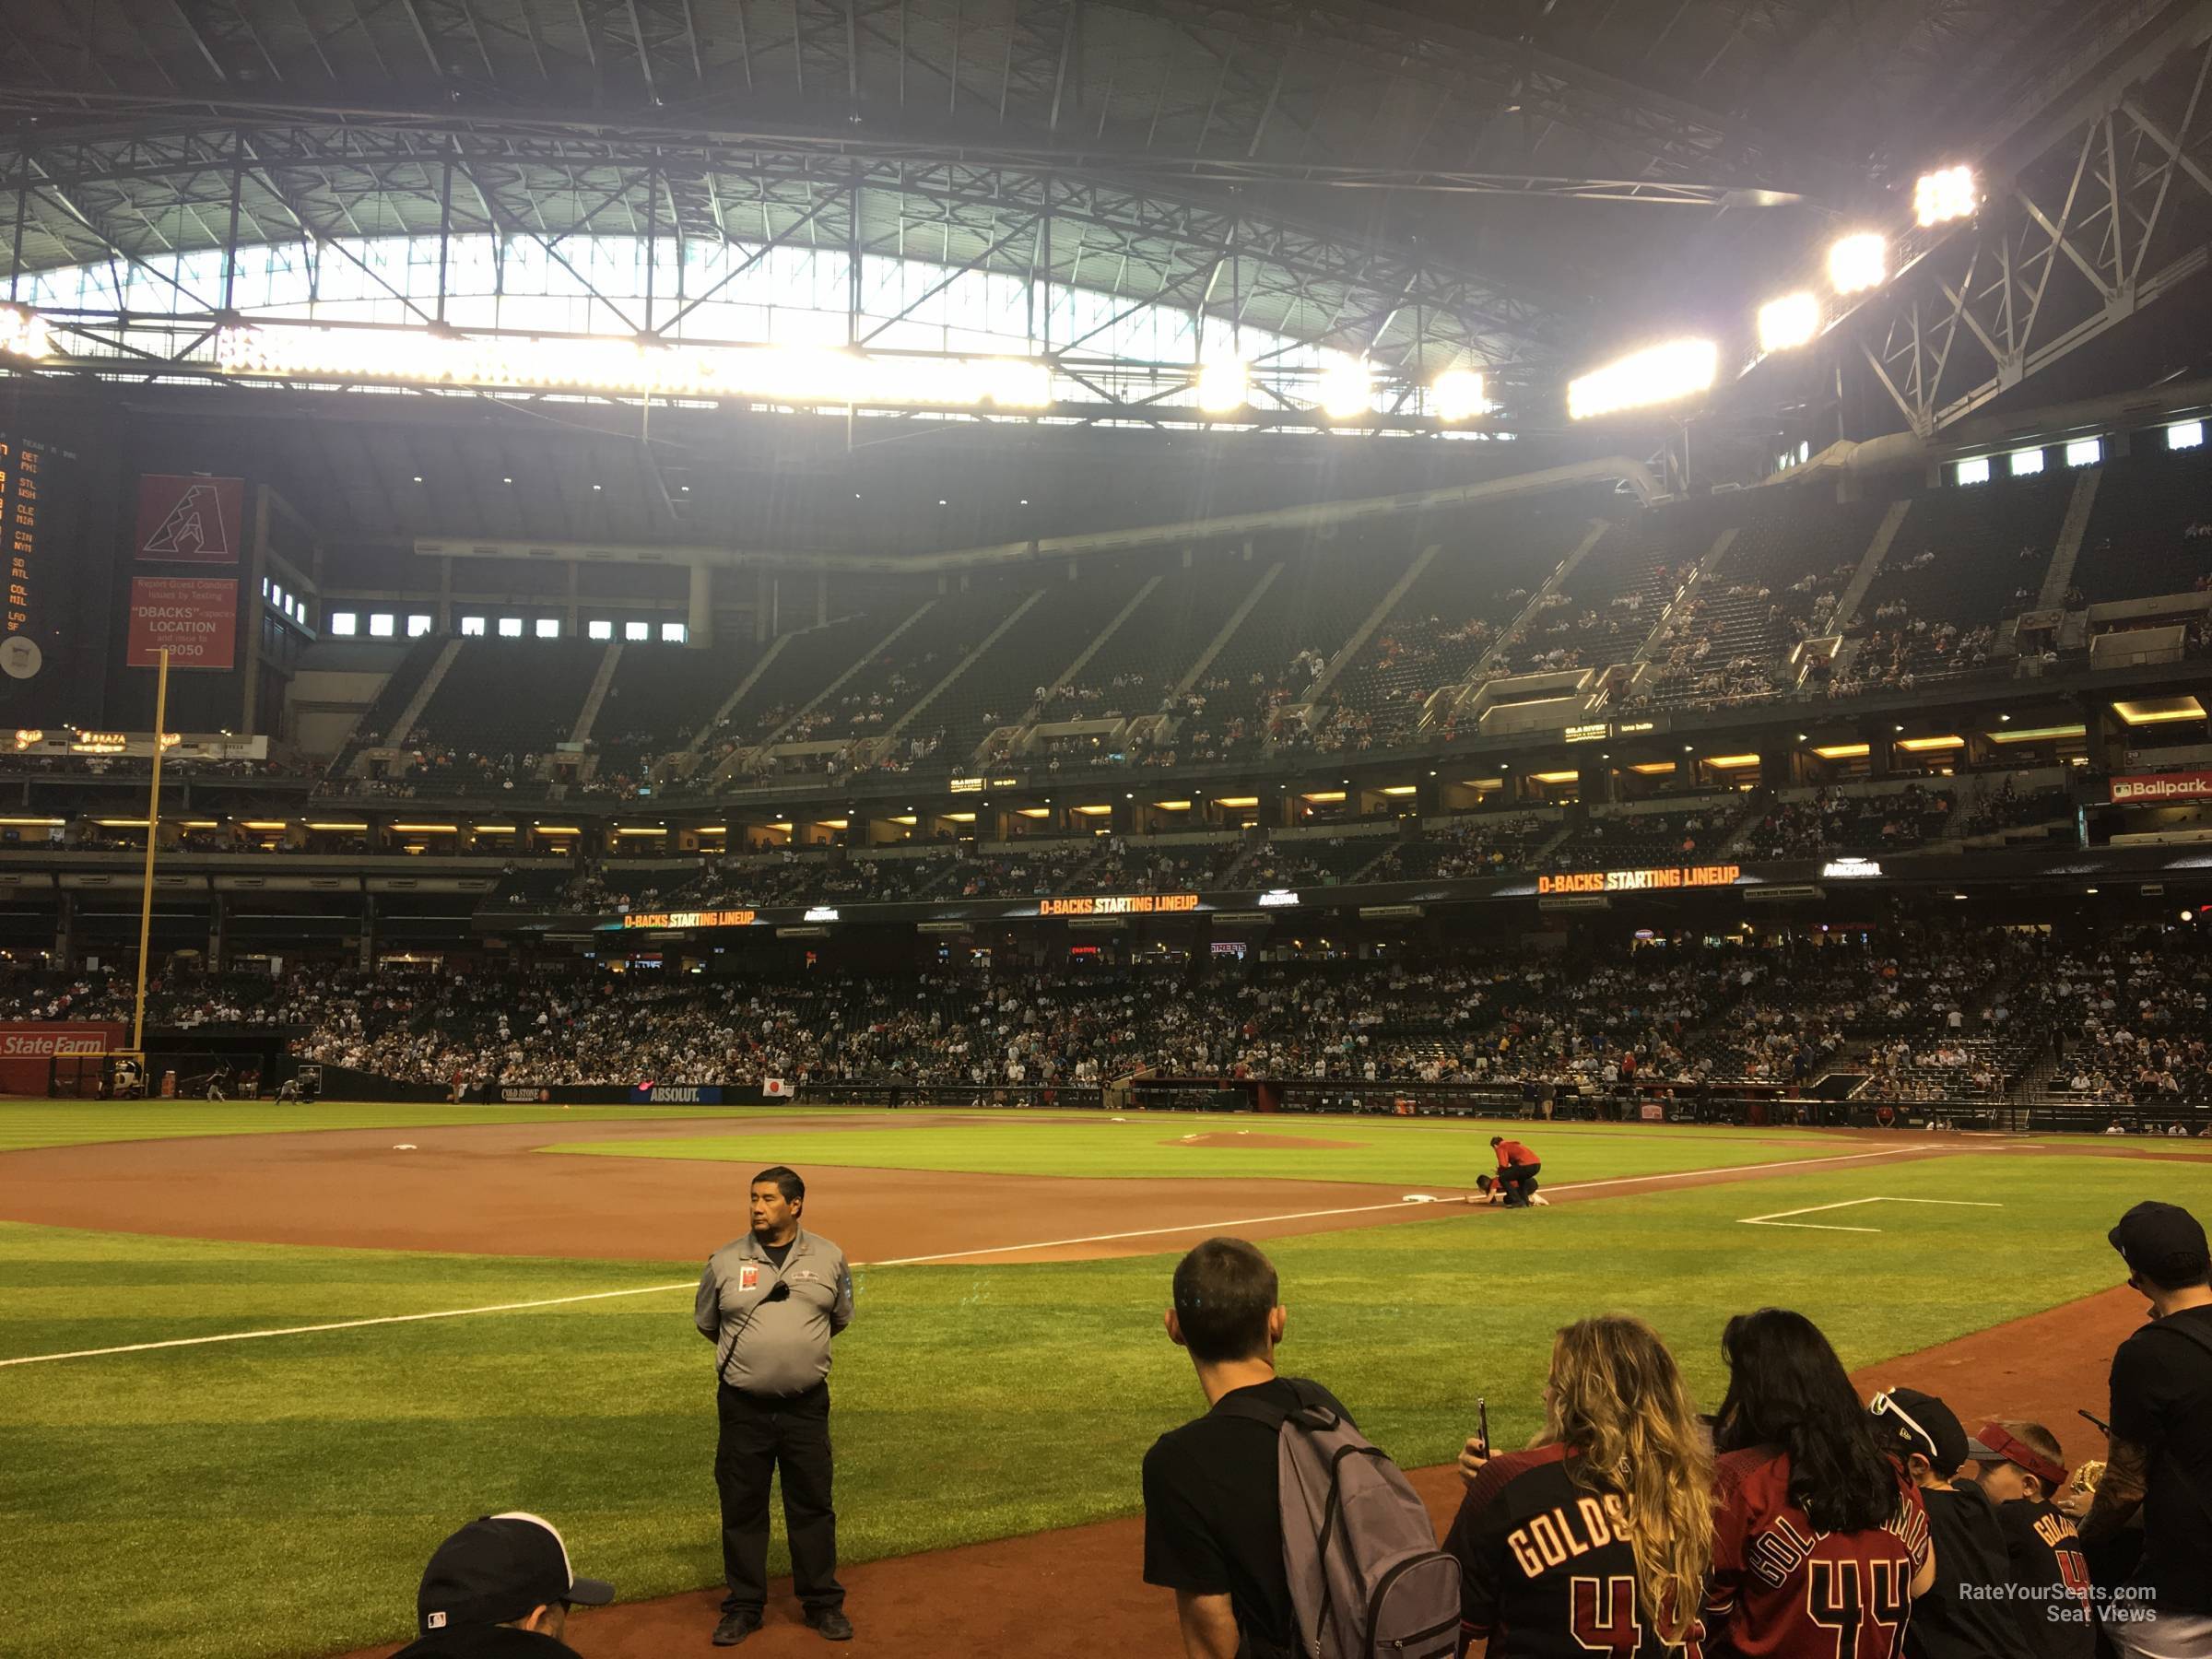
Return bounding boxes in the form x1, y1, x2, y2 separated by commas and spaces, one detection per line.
1757, 292, 1821, 354
1828, 233, 1888, 294
1319, 354, 1373, 420
1195, 359, 1250, 414
1567, 339, 1718, 420
1913, 165, 1978, 227
1432, 369, 1489, 421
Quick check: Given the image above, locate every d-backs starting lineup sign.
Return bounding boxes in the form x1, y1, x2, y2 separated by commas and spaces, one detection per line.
135, 475, 244, 564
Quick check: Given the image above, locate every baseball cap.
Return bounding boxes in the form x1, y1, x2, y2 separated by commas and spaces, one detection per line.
417, 1512, 615, 1635
1869, 1386, 1969, 1477
1966, 1421, 2068, 1493
2108, 1201, 2210, 1288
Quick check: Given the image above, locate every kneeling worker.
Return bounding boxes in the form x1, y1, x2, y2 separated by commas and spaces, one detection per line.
696, 1165, 856, 1646
1488, 1135, 1542, 1208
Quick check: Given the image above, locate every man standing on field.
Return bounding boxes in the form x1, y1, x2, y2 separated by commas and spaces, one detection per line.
696, 1166, 855, 1647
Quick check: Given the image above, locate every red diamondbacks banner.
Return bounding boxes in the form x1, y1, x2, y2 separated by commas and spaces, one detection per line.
126, 576, 238, 670
135, 474, 244, 564
2110, 771, 2212, 806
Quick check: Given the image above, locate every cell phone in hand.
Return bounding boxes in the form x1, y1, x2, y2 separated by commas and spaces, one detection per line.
1477, 1396, 1488, 1456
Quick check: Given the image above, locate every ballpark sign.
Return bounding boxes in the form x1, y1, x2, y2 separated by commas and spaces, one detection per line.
2111, 771, 2212, 806
1536, 864, 1742, 895
125, 576, 239, 669
135, 475, 244, 563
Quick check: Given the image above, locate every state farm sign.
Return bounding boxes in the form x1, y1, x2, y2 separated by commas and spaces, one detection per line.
0, 1021, 124, 1095
2111, 771, 2212, 806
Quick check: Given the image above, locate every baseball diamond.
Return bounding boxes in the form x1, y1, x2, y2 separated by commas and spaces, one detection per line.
12, 3, 2212, 1653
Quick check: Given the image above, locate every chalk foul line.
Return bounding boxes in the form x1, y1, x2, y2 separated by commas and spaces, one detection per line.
1, 1141, 1951, 1367
0, 1281, 700, 1370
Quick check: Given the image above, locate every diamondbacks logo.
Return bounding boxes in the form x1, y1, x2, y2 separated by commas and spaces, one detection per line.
135, 475, 243, 564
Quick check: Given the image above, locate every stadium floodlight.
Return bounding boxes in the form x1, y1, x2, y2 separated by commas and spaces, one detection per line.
1828, 232, 1888, 294
1913, 165, 1977, 227
1566, 338, 1718, 420
0, 302, 50, 359
1195, 359, 1250, 413
1432, 368, 1489, 421
1318, 354, 1372, 420
1757, 292, 1820, 354
212, 324, 1053, 410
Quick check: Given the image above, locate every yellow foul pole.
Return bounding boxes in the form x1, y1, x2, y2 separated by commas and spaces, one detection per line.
129, 647, 171, 1058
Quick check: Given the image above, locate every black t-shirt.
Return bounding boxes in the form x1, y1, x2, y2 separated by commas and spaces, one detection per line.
1904, 1482, 2015, 1659
1991, 1497, 2095, 1659
1444, 1443, 1700, 1657
1141, 1376, 1351, 1659
761, 1239, 794, 1272
2108, 1303, 2212, 1615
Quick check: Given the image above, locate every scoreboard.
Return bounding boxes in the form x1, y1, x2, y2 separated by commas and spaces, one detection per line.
0, 429, 84, 716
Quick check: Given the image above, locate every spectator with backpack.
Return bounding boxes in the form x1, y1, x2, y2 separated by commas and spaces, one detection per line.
1445, 1313, 1713, 1656
1706, 1309, 1936, 1656
1142, 1237, 1455, 1659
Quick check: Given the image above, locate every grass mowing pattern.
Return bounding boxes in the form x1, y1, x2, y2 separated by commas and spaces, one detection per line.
0, 1101, 873, 1153
8, 1151, 2206, 1659
545, 1117, 1877, 1189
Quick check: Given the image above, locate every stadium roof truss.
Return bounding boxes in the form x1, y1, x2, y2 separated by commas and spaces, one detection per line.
1809, 6, 2212, 437
0, 0, 1849, 429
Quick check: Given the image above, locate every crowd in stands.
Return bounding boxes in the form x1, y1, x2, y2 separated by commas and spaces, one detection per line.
19, 926, 2210, 1116
1739, 785, 1956, 858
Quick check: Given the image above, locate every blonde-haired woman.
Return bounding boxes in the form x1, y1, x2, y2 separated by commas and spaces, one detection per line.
1444, 1314, 1713, 1657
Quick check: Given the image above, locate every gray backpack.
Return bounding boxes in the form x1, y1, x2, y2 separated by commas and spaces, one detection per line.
1222, 1382, 1462, 1659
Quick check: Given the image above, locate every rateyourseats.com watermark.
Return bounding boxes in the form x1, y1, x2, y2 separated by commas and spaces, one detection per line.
1958, 1583, 2155, 1624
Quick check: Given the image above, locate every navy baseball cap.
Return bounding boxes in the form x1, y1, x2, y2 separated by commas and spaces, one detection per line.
1869, 1387, 1970, 1477
417, 1512, 614, 1635
2108, 1202, 2210, 1288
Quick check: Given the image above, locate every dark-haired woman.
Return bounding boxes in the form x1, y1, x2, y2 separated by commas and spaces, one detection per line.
1706, 1308, 1936, 1657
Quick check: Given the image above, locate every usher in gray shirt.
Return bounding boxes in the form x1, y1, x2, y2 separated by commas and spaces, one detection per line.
694, 1228, 853, 1396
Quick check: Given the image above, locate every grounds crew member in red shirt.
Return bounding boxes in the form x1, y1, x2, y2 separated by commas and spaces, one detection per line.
1488, 1136, 1542, 1208
696, 1165, 855, 1648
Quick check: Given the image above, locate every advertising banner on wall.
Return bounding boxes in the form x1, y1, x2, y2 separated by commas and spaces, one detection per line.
125, 576, 239, 669
2111, 771, 2212, 806
135, 475, 244, 563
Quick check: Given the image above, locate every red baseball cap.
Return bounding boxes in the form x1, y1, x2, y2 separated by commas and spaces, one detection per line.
1966, 1422, 2067, 1492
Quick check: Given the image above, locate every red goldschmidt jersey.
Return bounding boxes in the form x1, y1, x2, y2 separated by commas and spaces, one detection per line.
1444, 1444, 1708, 1657
1706, 1446, 1930, 1658
1496, 1140, 1538, 1168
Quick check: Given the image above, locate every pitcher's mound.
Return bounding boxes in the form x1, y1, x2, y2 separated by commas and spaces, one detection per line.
1170, 1133, 1366, 1150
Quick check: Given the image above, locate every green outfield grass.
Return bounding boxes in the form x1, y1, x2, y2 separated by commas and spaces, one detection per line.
0, 1100, 876, 1154
7, 1148, 2206, 1659
544, 1115, 1880, 1189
